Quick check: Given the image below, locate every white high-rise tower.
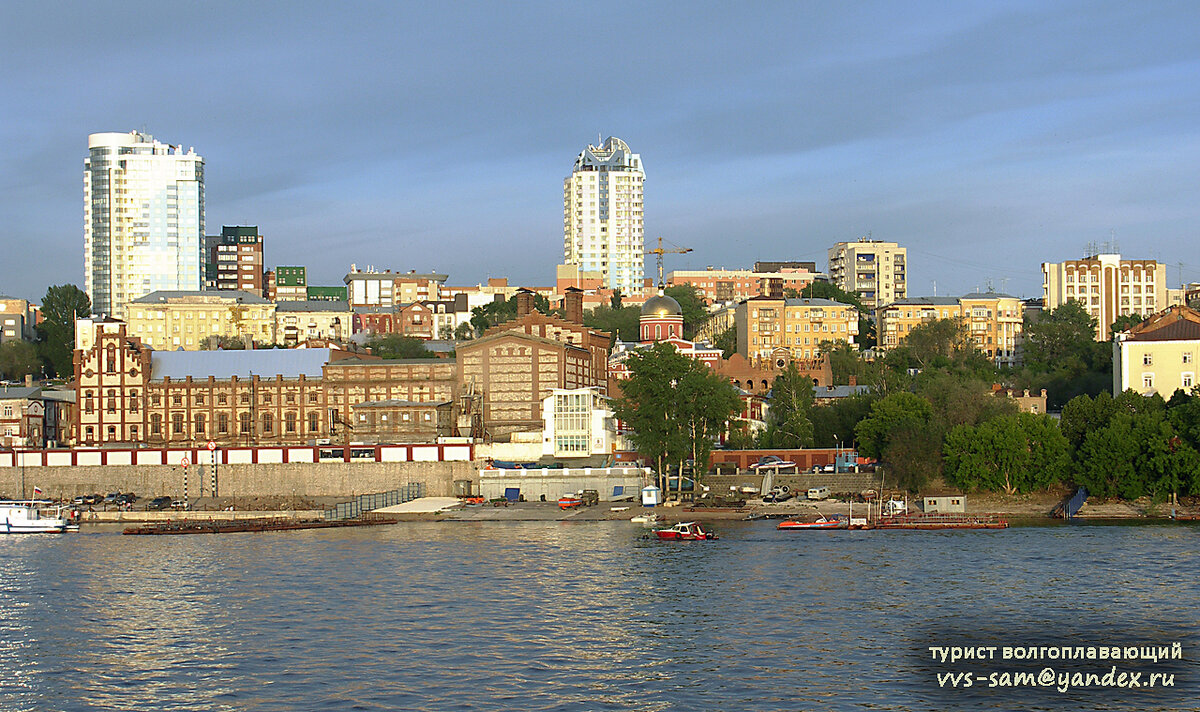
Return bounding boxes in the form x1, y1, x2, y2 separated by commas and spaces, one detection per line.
84, 131, 205, 318
563, 136, 645, 296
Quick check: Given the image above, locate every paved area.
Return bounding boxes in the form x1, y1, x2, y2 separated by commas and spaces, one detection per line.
374, 497, 464, 514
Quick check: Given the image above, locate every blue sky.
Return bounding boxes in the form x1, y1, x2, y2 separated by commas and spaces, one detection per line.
3, 1, 1200, 303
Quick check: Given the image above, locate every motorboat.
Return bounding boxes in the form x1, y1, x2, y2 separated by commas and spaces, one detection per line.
653, 521, 717, 540
558, 494, 583, 510
776, 515, 846, 530
0, 501, 75, 534
630, 512, 659, 525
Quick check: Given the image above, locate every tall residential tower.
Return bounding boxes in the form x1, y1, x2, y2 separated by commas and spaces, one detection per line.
827, 238, 907, 311
84, 131, 205, 318
563, 137, 645, 296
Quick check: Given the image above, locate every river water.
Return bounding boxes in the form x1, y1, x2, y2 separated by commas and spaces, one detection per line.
0, 520, 1197, 711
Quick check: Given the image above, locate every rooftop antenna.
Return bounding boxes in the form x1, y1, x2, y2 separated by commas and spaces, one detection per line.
1000, 277, 1010, 293
986, 278, 995, 293
931, 280, 937, 296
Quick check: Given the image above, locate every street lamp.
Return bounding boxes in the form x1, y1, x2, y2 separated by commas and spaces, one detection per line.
833, 433, 841, 472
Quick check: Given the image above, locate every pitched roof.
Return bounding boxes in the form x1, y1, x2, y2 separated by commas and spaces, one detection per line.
150, 349, 332, 380
0, 386, 41, 400
275, 300, 350, 312
1126, 306, 1200, 341
130, 290, 270, 305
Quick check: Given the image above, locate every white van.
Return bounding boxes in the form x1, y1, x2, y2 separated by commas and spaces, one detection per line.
807, 487, 830, 501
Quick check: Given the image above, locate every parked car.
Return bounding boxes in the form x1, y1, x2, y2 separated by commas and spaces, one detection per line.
147, 496, 173, 510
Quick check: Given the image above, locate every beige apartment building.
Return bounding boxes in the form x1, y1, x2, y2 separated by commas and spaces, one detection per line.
736, 296, 858, 360
1113, 306, 1200, 397
827, 238, 907, 311
876, 293, 1024, 366
275, 301, 351, 346
125, 291, 275, 350
960, 292, 1025, 367
666, 267, 822, 305
1043, 253, 1168, 341
876, 297, 962, 351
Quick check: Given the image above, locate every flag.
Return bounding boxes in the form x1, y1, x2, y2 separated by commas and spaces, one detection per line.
32, 486, 43, 496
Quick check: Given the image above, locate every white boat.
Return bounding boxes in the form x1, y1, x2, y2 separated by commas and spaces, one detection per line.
0, 501, 75, 534
630, 512, 659, 525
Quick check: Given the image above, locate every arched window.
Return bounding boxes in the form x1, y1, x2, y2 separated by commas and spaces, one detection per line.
150, 414, 162, 435
218, 413, 229, 434
261, 412, 273, 434
195, 413, 205, 435
285, 412, 297, 433
308, 412, 320, 433
172, 413, 184, 435
239, 412, 252, 434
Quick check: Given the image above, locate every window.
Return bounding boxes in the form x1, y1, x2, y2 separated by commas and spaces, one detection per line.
1143, 374, 1154, 389
1185, 353, 1193, 364
261, 412, 273, 434
218, 393, 227, 405
218, 413, 229, 434
130, 425, 139, 440
85, 426, 94, 440
240, 412, 252, 434
1184, 374, 1194, 389
308, 391, 318, 404
308, 411, 320, 433
241, 393, 250, 404
173, 394, 183, 406
195, 393, 205, 405
1143, 354, 1153, 366
285, 412, 297, 433
150, 414, 161, 435
195, 413, 205, 434
172, 413, 184, 435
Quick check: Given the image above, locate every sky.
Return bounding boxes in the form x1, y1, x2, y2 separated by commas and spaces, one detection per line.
3, 1, 1200, 303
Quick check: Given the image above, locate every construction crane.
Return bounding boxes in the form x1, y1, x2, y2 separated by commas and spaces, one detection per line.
648, 236, 692, 289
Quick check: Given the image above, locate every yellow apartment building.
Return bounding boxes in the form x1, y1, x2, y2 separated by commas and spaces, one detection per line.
125, 291, 276, 350
1042, 253, 1167, 340
960, 292, 1025, 367
1113, 306, 1200, 396
735, 296, 858, 360
876, 297, 961, 351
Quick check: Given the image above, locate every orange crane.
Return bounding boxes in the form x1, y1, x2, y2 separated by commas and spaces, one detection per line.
648, 236, 692, 289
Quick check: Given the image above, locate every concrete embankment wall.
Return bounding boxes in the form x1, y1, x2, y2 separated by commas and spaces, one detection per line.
479, 468, 648, 502
0, 461, 477, 500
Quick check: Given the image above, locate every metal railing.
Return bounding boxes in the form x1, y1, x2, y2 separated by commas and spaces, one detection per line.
323, 483, 424, 521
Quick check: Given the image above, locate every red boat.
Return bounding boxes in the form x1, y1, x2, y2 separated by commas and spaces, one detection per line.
558, 495, 583, 510
653, 522, 717, 540
777, 516, 846, 530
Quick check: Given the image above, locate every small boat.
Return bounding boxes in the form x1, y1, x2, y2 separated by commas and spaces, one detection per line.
1, 501, 76, 534
630, 512, 659, 524
558, 495, 583, 510
653, 521, 717, 540
776, 516, 846, 530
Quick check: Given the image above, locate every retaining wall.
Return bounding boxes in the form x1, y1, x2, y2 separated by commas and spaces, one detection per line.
0, 460, 476, 500
479, 467, 649, 502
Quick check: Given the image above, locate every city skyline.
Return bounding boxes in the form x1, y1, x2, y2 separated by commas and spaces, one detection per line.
4, 2, 1200, 302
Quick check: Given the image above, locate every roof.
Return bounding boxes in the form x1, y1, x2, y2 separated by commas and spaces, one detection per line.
960, 291, 1018, 300
150, 349, 332, 380
811, 385, 872, 399
0, 386, 41, 400
1125, 306, 1200, 341
782, 298, 848, 308
642, 293, 682, 317
130, 290, 270, 305
275, 300, 350, 312
882, 297, 960, 307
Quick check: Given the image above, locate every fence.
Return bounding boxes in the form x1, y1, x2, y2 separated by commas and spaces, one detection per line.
324, 483, 425, 521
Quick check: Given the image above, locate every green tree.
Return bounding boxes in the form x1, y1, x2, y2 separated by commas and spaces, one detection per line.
0, 341, 41, 380
855, 392, 937, 490
898, 318, 971, 369
713, 325, 737, 359
663, 285, 709, 340
760, 363, 815, 448
469, 293, 554, 335
785, 281, 864, 312
610, 289, 623, 309
1076, 409, 1200, 499
366, 334, 437, 359
454, 322, 474, 341
943, 413, 1068, 494
612, 342, 740, 486
584, 304, 640, 343
36, 284, 91, 377
1019, 302, 1111, 407
1110, 313, 1144, 335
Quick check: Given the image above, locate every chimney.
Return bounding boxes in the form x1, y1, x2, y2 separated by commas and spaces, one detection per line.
848, 375, 857, 387
515, 289, 537, 318
25, 374, 33, 387
564, 287, 584, 325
